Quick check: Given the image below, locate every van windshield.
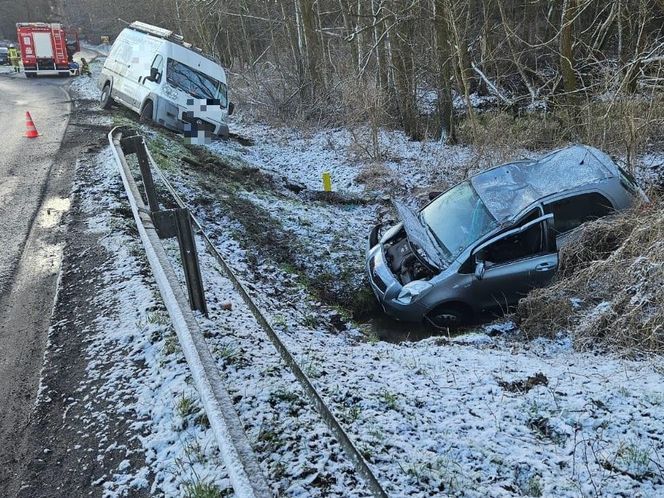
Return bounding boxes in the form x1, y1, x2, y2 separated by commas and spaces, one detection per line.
421, 181, 497, 260
166, 58, 227, 106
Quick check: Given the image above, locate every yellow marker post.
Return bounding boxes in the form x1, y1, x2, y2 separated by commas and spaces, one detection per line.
322, 171, 332, 192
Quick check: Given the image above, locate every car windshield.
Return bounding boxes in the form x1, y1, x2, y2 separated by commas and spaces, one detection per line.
166, 58, 227, 106
421, 181, 498, 260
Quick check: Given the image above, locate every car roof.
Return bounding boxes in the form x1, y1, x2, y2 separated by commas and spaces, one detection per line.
470, 145, 618, 222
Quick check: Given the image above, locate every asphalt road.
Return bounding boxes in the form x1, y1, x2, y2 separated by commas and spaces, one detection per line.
0, 70, 71, 293
0, 70, 73, 492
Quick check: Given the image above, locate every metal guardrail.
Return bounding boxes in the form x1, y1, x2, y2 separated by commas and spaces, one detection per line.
143, 140, 391, 498
108, 127, 272, 498
119, 134, 208, 316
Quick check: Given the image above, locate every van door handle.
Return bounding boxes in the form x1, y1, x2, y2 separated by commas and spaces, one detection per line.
535, 262, 553, 272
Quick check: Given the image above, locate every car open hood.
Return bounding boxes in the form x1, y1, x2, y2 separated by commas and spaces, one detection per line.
393, 201, 445, 270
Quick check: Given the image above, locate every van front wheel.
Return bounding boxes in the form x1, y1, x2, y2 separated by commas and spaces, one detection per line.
140, 101, 154, 123
100, 84, 113, 110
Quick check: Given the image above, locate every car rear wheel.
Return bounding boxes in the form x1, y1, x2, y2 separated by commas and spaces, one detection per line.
139, 100, 154, 123
426, 304, 470, 329
100, 84, 113, 109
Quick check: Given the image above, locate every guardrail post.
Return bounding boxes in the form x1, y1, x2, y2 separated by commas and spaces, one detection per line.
120, 135, 160, 214
175, 208, 208, 317
135, 139, 160, 214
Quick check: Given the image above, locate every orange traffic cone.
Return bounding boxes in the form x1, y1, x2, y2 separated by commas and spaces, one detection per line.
25, 112, 39, 138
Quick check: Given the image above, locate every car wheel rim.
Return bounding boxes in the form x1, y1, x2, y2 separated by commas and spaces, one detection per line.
435, 313, 458, 323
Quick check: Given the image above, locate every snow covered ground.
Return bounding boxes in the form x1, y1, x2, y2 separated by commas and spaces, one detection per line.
209, 118, 484, 198
69, 51, 104, 100
30, 67, 238, 497
210, 114, 662, 207
68, 147, 236, 497
60, 55, 664, 496
140, 112, 664, 495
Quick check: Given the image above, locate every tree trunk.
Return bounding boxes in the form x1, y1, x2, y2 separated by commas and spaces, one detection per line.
624, 0, 647, 94
372, 0, 389, 92
391, 4, 419, 139
297, 0, 324, 99
339, 0, 360, 74
560, 0, 578, 98
434, 0, 455, 143
445, 0, 476, 136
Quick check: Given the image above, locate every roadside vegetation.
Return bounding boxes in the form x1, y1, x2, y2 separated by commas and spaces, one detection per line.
59, 31, 664, 497
517, 196, 664, 356
164, 141, 380, 320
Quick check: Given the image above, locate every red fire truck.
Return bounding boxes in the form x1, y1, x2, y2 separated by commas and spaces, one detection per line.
16, 23, 80, 77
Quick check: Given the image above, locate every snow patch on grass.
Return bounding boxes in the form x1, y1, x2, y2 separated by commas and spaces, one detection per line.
77, 148, 233, 497
157, 116, 664, 496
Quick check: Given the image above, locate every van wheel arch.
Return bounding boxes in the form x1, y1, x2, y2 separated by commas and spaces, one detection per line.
425, 302, 473, 329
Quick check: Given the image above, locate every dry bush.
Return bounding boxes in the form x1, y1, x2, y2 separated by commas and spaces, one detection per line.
517, 199, 664, 356
456, 92, 664, 164
577, 93, 664, 168
230, 48, 397, 131
457, 111, 568, 152
354, 162, 402, 193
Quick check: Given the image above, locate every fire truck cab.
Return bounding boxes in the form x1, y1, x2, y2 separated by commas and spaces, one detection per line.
16, 22, 80, 77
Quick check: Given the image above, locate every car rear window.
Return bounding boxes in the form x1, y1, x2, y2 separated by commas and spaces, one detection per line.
543, 192, 614, 234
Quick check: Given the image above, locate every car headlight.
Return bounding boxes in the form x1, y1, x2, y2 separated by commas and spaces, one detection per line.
395, 280, 432, 305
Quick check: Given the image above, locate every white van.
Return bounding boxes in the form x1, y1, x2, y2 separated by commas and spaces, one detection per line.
99, 21, 233, 138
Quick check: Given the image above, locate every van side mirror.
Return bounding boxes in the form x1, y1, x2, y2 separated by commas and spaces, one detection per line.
474, 259, 486, 280
148, 67, 160, 82
228, 102, 235, 116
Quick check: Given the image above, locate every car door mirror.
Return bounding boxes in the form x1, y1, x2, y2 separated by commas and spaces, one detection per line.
474, 259, 486, 280
228, 101, 235, 116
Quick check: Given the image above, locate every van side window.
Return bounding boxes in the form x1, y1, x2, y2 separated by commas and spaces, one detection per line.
109, 40, 122, 59
114, 41, 131, 62
481, 210, 543, 265
543, 192, 614, 234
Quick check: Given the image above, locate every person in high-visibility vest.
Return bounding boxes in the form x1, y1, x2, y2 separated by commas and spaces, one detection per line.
80, 57, 91, 76
8, 44, 20, 73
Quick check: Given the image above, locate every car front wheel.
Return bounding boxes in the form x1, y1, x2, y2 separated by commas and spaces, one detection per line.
426, 305, 469, 329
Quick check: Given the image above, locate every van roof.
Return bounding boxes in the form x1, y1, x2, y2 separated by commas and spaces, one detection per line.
128, 21, 221, 65
471, 145, 617, 221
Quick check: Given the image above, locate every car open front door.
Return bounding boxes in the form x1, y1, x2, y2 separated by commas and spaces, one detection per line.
470, 213, 558, 311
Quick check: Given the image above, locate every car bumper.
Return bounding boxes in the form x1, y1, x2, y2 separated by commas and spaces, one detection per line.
366, 237, 428, 323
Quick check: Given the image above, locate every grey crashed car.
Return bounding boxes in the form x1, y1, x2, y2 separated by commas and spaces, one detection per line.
366, 145, 646, 327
